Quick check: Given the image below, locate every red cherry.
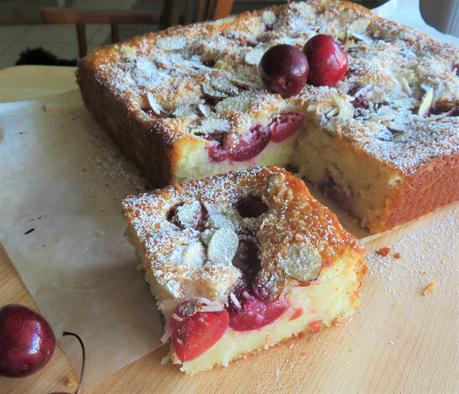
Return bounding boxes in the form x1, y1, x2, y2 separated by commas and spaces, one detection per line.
231, 240, 261, 281
205, 131, 229, 163
259, 44, 309, 97
0, 304, 56, 378
207, 144, 228, 162
226, 125, 271, 162
228, 287, 288, 332
269, 112, 304, 142
303, 34, 348, 86
171, 303, 229, 362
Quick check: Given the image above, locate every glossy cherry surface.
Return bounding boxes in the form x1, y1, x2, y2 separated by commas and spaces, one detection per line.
303, 34, 348, 86
259, 44, 309, 97
0, 304, 56, 378
171, 303, 229, 362
228, 286, 288, 332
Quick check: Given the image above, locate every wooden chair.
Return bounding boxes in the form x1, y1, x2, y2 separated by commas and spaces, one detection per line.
178, 0, 235, 24
41, 0, 234, 59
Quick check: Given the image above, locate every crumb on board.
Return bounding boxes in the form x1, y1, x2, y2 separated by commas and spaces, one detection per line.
393, 252, 401, 259
376, 247, 391, 257
66, 375, 78, 390
422, 281, 436, 296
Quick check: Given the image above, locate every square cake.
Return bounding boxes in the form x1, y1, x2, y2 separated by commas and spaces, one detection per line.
122, 166, 366, 373
78, 0, 459, 233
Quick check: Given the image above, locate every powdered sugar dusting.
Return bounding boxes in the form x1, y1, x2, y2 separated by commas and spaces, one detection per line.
83, 1, 459, 175
122, 167, 362, 306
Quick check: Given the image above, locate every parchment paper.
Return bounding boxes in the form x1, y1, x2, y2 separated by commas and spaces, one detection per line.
0, 91, 163, 387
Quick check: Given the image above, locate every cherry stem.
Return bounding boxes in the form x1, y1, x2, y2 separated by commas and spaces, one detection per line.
62, 331, 86, 394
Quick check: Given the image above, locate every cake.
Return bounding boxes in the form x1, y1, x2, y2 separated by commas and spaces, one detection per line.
78, 0, 459, 233
122, 166, 366, 373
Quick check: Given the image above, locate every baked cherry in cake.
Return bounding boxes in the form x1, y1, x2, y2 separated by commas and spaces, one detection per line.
123, 167, 365, 373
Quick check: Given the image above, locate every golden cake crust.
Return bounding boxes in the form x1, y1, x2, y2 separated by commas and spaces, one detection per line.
79, 0, 459, 232
122, 166, 363, 305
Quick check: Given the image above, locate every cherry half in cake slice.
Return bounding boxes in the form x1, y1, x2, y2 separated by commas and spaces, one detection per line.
269, 112, 304, 142
228, 285, 288, 332
122, 167, 366, 373
171, 302, 229, 362
207, 112, 304, 163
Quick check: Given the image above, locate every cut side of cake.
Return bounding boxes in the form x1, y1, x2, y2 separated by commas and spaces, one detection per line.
122, 167, 366, 373
78, 0, 459, 233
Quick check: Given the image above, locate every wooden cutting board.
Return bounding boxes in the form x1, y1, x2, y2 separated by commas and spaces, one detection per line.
1, 67, 458, 393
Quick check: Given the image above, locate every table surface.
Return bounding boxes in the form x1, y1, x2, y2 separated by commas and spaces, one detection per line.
1, 66, 458, 394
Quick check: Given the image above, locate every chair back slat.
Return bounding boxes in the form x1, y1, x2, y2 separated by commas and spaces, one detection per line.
40, 0, 234, 58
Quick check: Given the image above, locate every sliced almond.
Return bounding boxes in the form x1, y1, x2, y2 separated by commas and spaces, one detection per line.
262, 10, 276, 26
399, 76, 412, 95
193, 117, 230, 134
211, 78, 239, 95
202, 82, 227, 100
182, 242, 205, 267
244, 48, 266, 66
119, 45, 136, 59
207, 228, 239, 265
198, 103, 212, 117
418, 87, 433, 117
146, 92, 163, 115
173, 105, 196, 118
349, 18, 370, 35
282, 242, 322, 282
156, 36, 186, 51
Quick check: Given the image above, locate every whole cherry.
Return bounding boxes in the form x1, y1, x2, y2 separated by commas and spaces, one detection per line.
303, 34, 348, 86
0, 304, 55, 378
259, 44, 309, 97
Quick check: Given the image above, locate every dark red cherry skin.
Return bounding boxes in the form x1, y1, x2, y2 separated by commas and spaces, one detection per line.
0, 304, 56, 378
226, 125, 271, 162
269, 112, 304, 142
303, 34, 348, 87
259, 44, 309, 97
232, 240, 261, 281
228, 287, 288, 331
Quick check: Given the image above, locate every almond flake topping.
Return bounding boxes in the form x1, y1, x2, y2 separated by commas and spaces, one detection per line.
281, 242, 322, 282
418, 87, 434, 117
146, 92, 163, 115
207, 228, 239, 265
156, 36, 186, 51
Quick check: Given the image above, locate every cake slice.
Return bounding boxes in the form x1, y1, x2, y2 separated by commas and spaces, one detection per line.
122, 166, 366, 373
